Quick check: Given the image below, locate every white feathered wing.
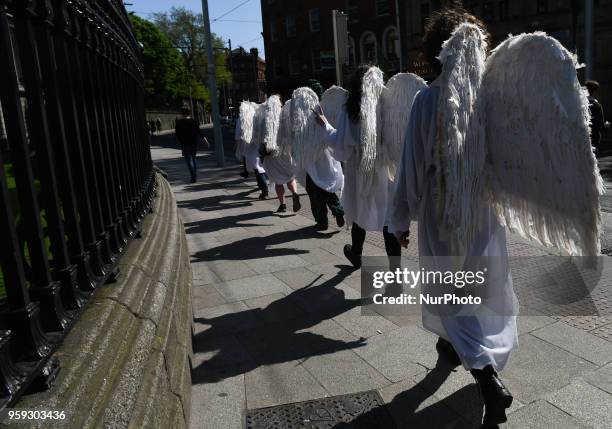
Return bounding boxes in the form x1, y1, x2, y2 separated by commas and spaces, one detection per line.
359, 66, 385, 191
239, 101, 256, 144
290, 87, 322, 170
481, 32, 604, 256
277, 100, 293, 156
262, 95, 282, 153
435, 23, 488, 255
380, 72, 427, 179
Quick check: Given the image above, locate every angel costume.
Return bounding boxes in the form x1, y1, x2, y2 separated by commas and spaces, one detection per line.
391, 23, 602, 374
291, 87, 344, 228
261, 96, 295, 185
242, 102, 269, 197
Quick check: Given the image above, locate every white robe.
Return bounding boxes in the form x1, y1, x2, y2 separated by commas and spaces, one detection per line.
263, 151, 295, 184
299, 148, 344, 194
323, 112, 392, 231
244, 141, 265, 174
389, 83, 518, 371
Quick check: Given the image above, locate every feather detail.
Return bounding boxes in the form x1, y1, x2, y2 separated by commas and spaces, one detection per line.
250, 103, 265, 148
262, 95, 283, 153
435, 22, 488, 255
290, 87, 322, 170
359, 66, 385, 192
482, 32, 603, 256
239, 101, 256, 144
380, 73, 427, 179
319, 86, 348, 129
277, 100, 293, 156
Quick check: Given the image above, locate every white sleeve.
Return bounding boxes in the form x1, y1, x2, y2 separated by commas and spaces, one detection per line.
389, 91, 426, 236
321, 113, 356, 163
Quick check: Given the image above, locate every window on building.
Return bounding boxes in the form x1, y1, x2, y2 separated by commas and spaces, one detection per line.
347, 0, 359, 22
499, 0, 509, 20
537, 0, 548, 13
289, 54, 300, 75
383, 27, 399, 59
360, 32, 377, 63
348, 36, 356, 67
270, 20, 277, 41
420, 3, 430, 32
320, 51, 336, 70
309, 8, 321, 32
483, 2, 493, 21
286, 15, 296, 38
376, 0, 391, 16
311, 49, 321, 72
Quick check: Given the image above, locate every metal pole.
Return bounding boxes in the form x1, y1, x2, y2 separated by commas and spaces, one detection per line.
585, 0, 594, 80
201, 0, 225, 166
229, 39, 235, 109
332, 10, 342, 86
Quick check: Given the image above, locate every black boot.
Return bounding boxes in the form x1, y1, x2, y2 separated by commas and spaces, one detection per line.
276, 203, 287, 213
343, 244, 361, 269
471, 365, 513, 427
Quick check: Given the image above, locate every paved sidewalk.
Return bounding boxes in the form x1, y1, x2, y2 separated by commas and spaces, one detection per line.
151, 141, 612, 429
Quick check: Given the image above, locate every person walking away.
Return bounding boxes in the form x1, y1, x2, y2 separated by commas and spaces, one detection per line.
175, 107, 209, 183
234, 113, 249, 178
314, 66, 400, 268
389, 9, 516, 427
586, 80, 607, 152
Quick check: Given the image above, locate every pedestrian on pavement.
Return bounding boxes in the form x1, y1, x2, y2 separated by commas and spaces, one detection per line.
246, 103, 270, 200
585, 80, 608, 151
234, 111, 249, 179
155, 117, 162, 134
294, 84, 345, 231
314, 66, 401, 268
389, 8, 516, 427
175, 107, 209, 183
260, 95, 301, 213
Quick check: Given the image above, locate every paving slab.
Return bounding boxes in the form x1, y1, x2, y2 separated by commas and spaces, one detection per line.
352, 325, 438, 382
245, 254, 310, 274
547, 380, 612, 429
532, 321, 612, 365
213, 274, 292, 301
505, 400, 588, 429
192, 285, 227, 309
208, 260, 258, 281
583, 362, 612, 395
272, 267, 327, 290
502, 334, 596, 403
301, 349, 390, 396
190, 374, 244, 429
244, 361, 328, 409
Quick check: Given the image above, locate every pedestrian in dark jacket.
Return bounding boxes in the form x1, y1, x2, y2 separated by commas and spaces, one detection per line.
175, 107, 209, 183
586, 80, 607, 150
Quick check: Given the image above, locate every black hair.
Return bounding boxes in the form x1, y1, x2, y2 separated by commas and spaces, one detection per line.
585, 80, 600, 95
180, 106, 191, 116
346, 64, 371, 123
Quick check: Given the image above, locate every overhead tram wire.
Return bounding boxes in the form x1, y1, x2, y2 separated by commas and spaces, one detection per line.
211, 0, 253, 23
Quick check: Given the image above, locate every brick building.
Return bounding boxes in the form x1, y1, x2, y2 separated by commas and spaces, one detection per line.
228, 47, 267, 108
261, 0, 401, 100
398, 0, 611, 135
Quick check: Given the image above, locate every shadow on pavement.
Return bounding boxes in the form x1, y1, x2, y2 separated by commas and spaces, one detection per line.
192, 266, 366, 384
334, 358, 478, 429
190, 225, 339, 262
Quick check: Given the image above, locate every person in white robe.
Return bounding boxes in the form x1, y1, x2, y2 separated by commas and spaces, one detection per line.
315, 66, 401, 268
389, 9, 517, 427
246, 104, 269, 200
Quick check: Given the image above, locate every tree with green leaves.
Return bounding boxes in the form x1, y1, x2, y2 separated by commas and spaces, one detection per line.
129, 14, 208, 108
151, 7, 232, 91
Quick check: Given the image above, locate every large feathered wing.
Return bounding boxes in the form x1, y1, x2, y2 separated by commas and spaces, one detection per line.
290, 87, 322, 170
250, 103, 265, 148
319, 86, 348, 129
277, 100, 293, 156
239, 101, 256, 144
262, 95, 282, 153
359, 66, 385, 187
380, 72, 427, 179
481, 32, 604, 256
435, 23, 488, 255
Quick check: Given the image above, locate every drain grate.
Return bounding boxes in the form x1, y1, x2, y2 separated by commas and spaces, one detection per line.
245, 390, 396, 429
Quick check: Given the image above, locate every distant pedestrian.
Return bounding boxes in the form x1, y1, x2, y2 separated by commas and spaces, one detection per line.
155, 118, 162, 134
175, 107, 209, 183
585, 80, 607, 150
149, 119, 156, 135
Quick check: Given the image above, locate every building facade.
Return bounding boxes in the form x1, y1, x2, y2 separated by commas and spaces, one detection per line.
261, 0, 402, 100
228, 47, 267, 109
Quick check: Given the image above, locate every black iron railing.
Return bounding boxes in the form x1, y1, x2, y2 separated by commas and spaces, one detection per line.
0, 0, 155, 407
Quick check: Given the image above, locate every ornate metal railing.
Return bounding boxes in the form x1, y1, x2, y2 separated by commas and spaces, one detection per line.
0, 0, 155, 407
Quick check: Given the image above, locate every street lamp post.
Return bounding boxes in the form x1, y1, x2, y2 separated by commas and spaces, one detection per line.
201, 0, 225, 167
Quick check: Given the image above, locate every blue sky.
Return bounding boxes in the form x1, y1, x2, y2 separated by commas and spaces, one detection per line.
126, 0, 265, 57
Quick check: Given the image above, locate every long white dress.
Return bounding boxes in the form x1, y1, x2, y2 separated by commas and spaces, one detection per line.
244, 141, 266, 174
298, 148, 344, 194
263, 151, 295, 185
389, 82, 519, 371
322, 112, 393, 231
